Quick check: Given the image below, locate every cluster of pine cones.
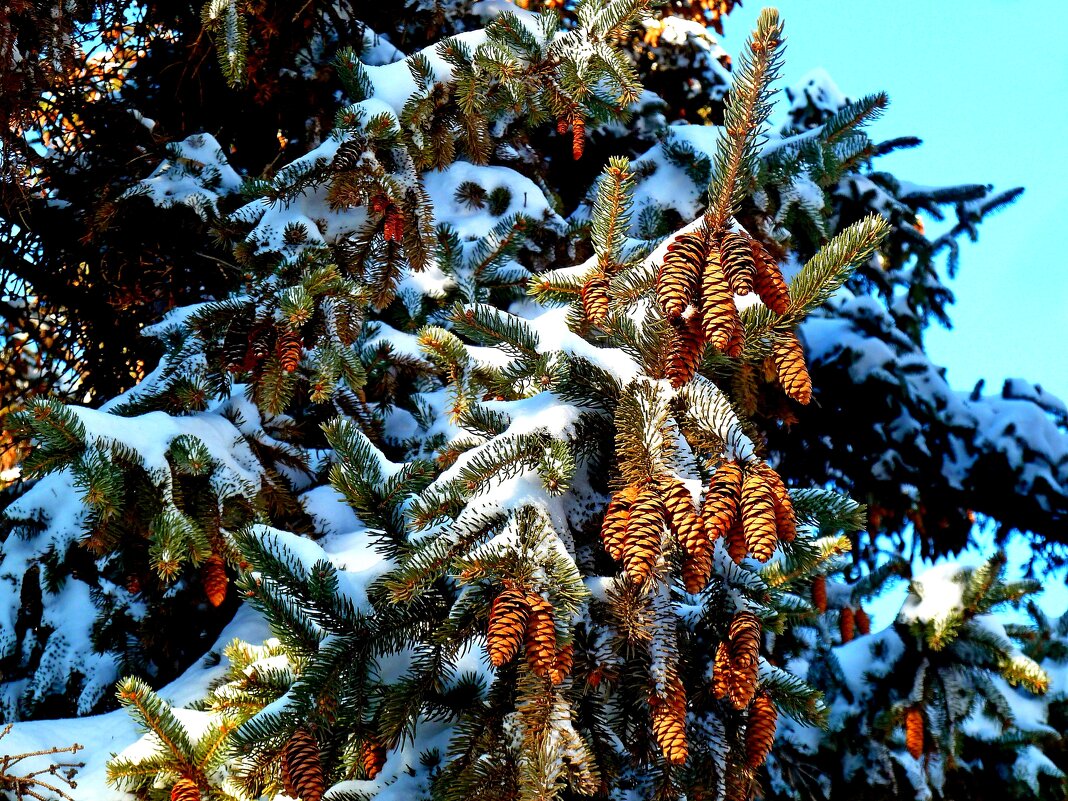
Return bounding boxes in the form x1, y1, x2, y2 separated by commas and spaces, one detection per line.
713, 612, 777, 767
652, 226, 811, 403
487, 586, 574, 685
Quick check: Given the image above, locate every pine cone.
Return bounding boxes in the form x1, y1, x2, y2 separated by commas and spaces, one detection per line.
277, 328, 303, 373
728, 611, 761, 709
383, 207, 405, 241
581, 274, 610, 326
772, 330, 812, 404
622, 486, 663, 584
839, 606, 855, 643
556, 116, 569, 135
905, 707, 924, 759
741, 469, 777, 563
726, 522, 748, 564
549, 642, 574, 685
811, 575, 827, 614
650, 674, 688, 764
700, 246, 743, 354
719, 231, 756, 296
657, 231, 706, 318
572, 115, 586, 160
281, 728, 325, 801
524, 593, 559, 681
752, 462, 796, 542
666, 313, 706, 388
601, 486, 638, 562
201, 553, 228, 608
658, 476, 703, 549
751, 240, 791, 315
361, 739, 387, 779
488, 588, 530, 667
682, 546, 713, 593
856, 605, 871, 635
171, 778, 200, 801
702, 461, 743, 537
712, 641, 731, 699
745, 692, 778, 768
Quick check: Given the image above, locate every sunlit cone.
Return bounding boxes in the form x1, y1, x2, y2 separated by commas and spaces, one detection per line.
524, 593, 559, 680
905, 706, 924, 759
811, 575, 827, 613
651, 674, 688, 764
602, 486, 638, 561
658, 476, 703, 549
581, 273, 610, 326
556, 116, 569, 135
549, 642, 574, 685
741, 469, 777, 563
703, 461, 743, 538
170, 778, 200, 801
277, 328, 303, 373
856, 605, 871, 635
752, 462, 796, 542
839, 606, 855, 643
720, 231, 756, 295
383, 206, 404, 241
361, 739, 387, 779
751, 239, 791, 314
667, 313, 706, 388
726, 522, 748, 564
712, 641, 731, 699
745, 692, 778, 768
728, 611, 761, 709
572, 114, 586, 159
772, 330, 812, 404
488, 587, 530, 667
282, 728, 326, 801
657, 231, 706, 318
201, 553, 228, 608
623, 486, 664, 583
700, 247, 743, 353
682, 546, 713, 593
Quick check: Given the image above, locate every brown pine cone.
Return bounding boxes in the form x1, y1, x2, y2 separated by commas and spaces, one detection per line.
839, 606, 856, 643
856, 605, 871, 635
751, 239, 791, 315
719, 231, 756, 296
811, 575, 828, 614
524, 593, 559, 681
703, 461, 743, 538
622, 486, 664, 584
170, 778, 200, 801
487, 588, 530, 667
281, 728, 325, 801
745, 692, 778, 768
700, 246, 743, 354
361, 738, 387, 779
772, 330, 812, 404
741, 469, 777, 563
201, 553, 228, 608
905, 706, 924, 759
601, 486, 639, 562
657, 231, 706, 318
581, 273, 610, 326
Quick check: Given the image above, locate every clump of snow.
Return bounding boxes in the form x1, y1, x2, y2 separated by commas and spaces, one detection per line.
127, 133, 243, 218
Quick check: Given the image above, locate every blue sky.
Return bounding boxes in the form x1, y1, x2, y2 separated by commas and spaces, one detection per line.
725, 0, 1068, 401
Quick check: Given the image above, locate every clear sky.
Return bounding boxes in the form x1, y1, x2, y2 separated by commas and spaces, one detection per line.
723, 0, 1068, 401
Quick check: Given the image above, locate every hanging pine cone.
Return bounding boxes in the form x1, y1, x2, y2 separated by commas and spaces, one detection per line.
712, 641, 731, 700
650, 674, 688, 764
839, 606, 855, 643
571, 114, 586, 160
383, 206, 405, 241
726, 522, 748, 564
740, 469, 777, 563
811, 575, 828, 614
745, 692, 778, 768
524, 593, 559, 681
751, 239, 791, 314
856, 605, 871, 635
277, 328, 303, 373
361, 738, 387, 779
667, 313, 706, 388
719, 231, 756, 296
772, 330, 812, 404
281, 728, 326, 801
703, 461, 743, 538
581, 273, 610, 326
752, 462, 796, 542
201, 553, 228, 608
728, 611, 761, 709
601, 486, 638, 562
700, 247, 743, 353
549, 642, 574, 685
622, 486, 663, 584
682, 546, 713, 594
905, 707, 924, 759
657, 231, 706, 318
556, 116, 569, 135
488, 588, 530, 667
171, 778, 200, 801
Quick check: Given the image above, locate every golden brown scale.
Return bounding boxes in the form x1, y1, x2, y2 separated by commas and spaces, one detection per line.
601, 486, 638, 562
728, 611, 761, 709
856, 606, 871, 635
719, 231, 757, 296
772, 330, 812, 404
361, 739, 387, 780
811, 575, 828, 614
623, 487, 664, 584
170, 778, 200, 801
699, 247, 743, 354
581, 273, 610, 326
277, 328, 303, 373
383, 207, 405, 242
751, 239, 791, 315
745, 692, 778, 768
713, 641, 732, 699
524, 593, 560, 682
650, 674, 689, 765
703, 461, 743, 538
201, 553, 228, 608
839, 606, 856, 643
657, 231, 706, 318
487, 588, 530, 667
281, 728, 326, 801
741, 469, 778, 563
667, 313, 707, 388
550, 642, 574, 685
905, 707, 924, 759
572, 115, 586, 160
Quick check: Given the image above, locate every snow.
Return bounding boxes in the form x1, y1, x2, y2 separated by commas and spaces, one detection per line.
129, 133, 243, 217
898, 563, 967, 625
